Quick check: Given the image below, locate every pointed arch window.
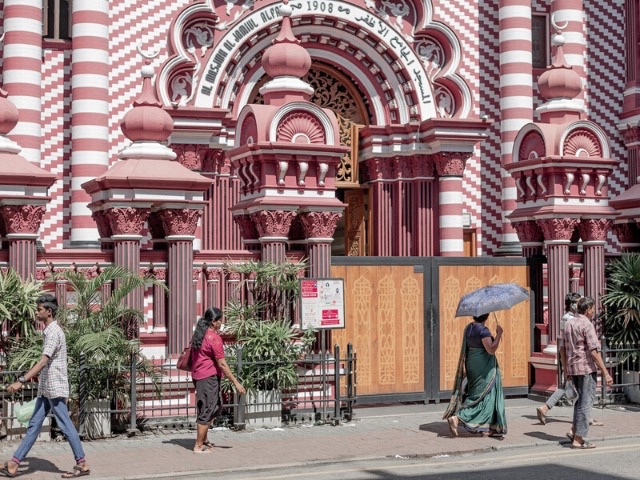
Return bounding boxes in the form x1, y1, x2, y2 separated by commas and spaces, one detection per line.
43, 0, 71, 40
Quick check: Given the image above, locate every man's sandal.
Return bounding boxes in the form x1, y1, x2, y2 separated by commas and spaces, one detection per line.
0, 462, 17, 478
61, 465, 90, 478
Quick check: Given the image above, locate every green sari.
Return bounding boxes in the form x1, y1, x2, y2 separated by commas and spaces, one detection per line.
443, 323, 507, 435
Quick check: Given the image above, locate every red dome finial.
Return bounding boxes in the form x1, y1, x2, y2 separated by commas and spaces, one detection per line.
261, 0, 311, 79
0, 87, 20, 136
121, 49, 174, 142
537, 17, 582, 101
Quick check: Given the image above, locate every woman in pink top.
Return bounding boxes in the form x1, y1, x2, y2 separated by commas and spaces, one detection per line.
190, 308, 245, 453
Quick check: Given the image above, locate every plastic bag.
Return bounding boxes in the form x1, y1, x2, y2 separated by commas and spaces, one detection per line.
15, 398, 37, 426
565, 379, 577, 400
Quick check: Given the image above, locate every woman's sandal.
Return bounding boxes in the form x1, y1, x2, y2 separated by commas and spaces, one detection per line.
571, 441, 596, 449
203, 441, 215, 448
447, 417, 458, 437
61, 465, 90, 478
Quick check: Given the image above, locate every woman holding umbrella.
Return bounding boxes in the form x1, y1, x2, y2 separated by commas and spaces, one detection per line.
443, 313, 506, 438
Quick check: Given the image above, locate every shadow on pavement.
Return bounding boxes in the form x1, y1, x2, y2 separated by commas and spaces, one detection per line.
360, 463, 632, 480
16, 458, 66, 476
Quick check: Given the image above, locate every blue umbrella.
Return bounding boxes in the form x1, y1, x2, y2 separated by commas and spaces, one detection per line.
455, 283, 530, 318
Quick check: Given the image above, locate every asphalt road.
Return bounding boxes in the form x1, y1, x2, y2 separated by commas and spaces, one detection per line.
153, 437, 640, 480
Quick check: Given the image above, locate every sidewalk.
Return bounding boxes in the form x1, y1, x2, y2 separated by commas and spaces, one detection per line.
1, 398, 638, 479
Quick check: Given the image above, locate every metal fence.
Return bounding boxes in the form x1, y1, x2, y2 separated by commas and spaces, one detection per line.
0, 343, 357, 439
597, 338, 640, 407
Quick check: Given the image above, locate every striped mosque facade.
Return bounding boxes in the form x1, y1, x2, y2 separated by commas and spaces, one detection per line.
0, 0, 638, 361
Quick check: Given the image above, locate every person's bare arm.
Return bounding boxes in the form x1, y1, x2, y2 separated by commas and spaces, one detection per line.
560, 345, 567, 371
590, 349, 613, 386
481, 325, 503, 355
216, 357, 246, 395
7, 354, 50, 393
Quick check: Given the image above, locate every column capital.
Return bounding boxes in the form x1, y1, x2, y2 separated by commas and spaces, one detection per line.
251, 210, 297, 238
434, 152, 471, 177
105, 207, 150, 237
0, 204, 47, 235
512, 220, 544, 244
299, 211, 342, 240
538, 217, 579, 242
156, 208, 201, 237
578, 218, 612, 243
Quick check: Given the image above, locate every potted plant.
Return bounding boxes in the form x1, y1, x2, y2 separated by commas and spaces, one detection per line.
8, 265, 165, 437
222, 260, 316, 427
600, 252, 640, 402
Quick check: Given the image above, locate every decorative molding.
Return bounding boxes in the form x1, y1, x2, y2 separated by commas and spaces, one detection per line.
233, 214, 259, 241
512, 220, 544, 243
299, 211, 342, 239
434, 152, 470, 177
578, 218, 612, 242
564, 129, 602, 157
157, 208, 201, 236
276, 111, 325, 144
105, 207, 150, 236
613, 223, 640, 244
251, 210, 297, 238
0, 205, 47, 234
173, 144, 208, 170
537, 217, 579, 241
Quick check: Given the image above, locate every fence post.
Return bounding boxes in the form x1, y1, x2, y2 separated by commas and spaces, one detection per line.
128, 351, 137, 435
600, 336, 608, 407
78, 352, 86, 435
234, 345, 246, 429
346, 342, 356, 420
333, 344, 340, 422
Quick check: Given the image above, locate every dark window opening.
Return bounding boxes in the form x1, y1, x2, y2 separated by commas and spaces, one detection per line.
532, 14, 549, 69
44, 0, 71, 40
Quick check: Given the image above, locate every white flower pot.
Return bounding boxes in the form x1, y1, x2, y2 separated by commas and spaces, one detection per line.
245, 390, 282, 428
623, 371, 640, 404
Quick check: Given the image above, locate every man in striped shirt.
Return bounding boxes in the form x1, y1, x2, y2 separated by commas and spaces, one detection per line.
562, 296, 613, 450
1, 294, 90, 478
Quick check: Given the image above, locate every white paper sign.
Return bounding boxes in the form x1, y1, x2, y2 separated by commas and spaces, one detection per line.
299, 278, 345, 330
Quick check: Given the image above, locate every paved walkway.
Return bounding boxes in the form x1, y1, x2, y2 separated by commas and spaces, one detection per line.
0, 398, 638, 479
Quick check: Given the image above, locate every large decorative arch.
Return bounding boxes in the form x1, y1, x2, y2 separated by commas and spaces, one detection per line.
158, 0, 474, 126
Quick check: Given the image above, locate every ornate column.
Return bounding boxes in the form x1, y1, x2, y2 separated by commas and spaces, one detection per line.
498, 0, 533, 254
150, 267, 167, 333
299, 211, 342, 278
70, 0, 110, 247
538, 218, 579, 345
569, 264, 582, 293
234, 213, 261, 251
434, 152, 467, 256
411, 156, 435, 257
203, 266, 222, 311
2, 0, 43, 164
105, 206, 150, 337
366, 158, 393, 256
0, 204, 46, 279
157, 208, 201, 354
251, 210, 297, 263
579, 219, 612, 319
512, 220, 544, 257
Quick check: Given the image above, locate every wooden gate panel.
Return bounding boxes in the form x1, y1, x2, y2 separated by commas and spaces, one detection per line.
331, 264, 424, 396
438, 264, 531, 391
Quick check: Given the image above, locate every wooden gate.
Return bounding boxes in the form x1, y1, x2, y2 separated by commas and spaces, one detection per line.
330, 257, 539, 403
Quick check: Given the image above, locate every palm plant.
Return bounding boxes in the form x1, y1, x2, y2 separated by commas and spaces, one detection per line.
8, 265, 165, 410
601, 253, 640, 350
0, 269, 45, 359
223, 260, 316, 392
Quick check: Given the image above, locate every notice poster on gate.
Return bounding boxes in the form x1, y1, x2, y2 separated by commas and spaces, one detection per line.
299, 278, 345, 330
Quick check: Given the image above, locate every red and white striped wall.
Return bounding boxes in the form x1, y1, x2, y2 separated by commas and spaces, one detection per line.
498, 0, 533, 253
2, 0, 42, 164
69, 0, 110, 246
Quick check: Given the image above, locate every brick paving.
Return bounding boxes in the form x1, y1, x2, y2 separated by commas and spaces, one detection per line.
0, 398, 638, 479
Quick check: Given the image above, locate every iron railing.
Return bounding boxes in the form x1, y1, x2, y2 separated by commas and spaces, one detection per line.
0, 343, 357, 438
596, 337, 640, 407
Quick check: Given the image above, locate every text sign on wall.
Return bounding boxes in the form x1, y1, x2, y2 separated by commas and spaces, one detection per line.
299, 278, 345, 330
196, 0, 434, 116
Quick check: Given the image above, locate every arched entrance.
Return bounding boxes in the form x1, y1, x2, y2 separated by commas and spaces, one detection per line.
248, 63, 371, 255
